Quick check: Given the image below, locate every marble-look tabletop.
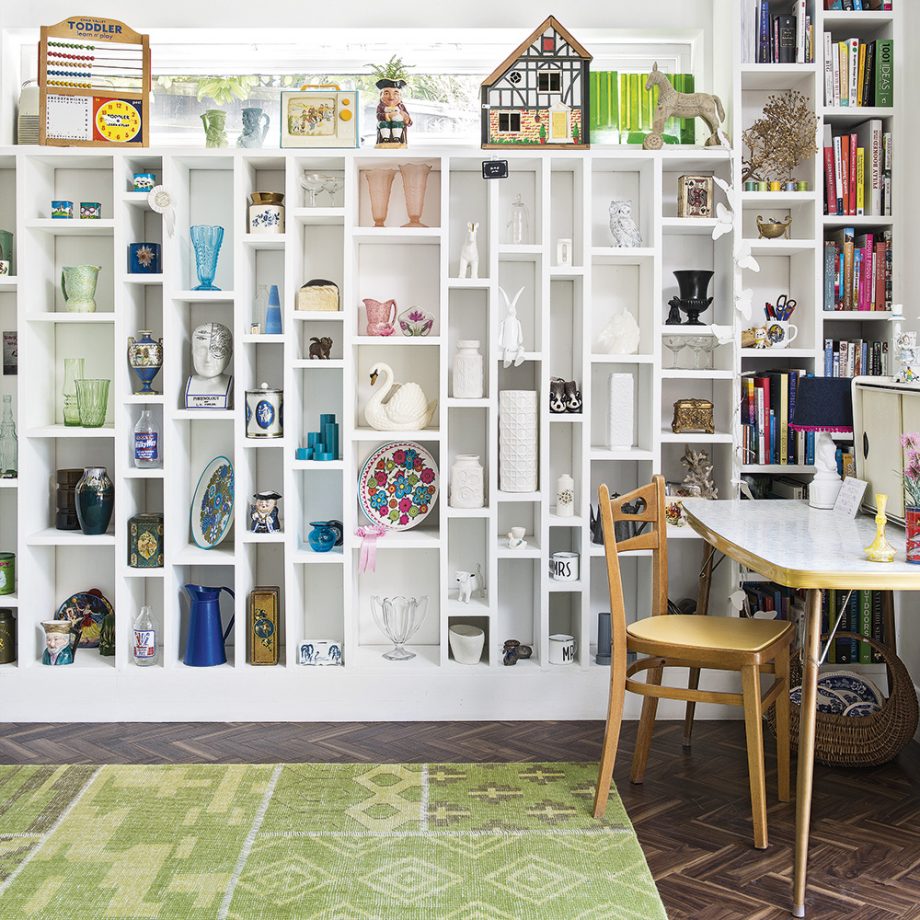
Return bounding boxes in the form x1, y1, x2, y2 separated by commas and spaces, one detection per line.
683, 498, 920, 590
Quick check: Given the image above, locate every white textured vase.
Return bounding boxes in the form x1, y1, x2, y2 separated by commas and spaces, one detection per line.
499, 390, 538, 492
450, 455, 485, 508
556, 474, 575, 517
452, 340, 483, 399
607, 373, 635, 449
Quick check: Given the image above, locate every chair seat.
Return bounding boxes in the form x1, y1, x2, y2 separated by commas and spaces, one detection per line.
627, 614, 793, 655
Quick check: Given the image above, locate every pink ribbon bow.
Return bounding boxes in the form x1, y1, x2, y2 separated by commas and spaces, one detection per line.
356, 524, 387, 573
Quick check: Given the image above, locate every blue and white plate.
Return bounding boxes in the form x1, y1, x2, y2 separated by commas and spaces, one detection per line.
190, 455, 235, 549
789, 684, 849, 715
843, 701, 881, 718
818, 671, 885, 708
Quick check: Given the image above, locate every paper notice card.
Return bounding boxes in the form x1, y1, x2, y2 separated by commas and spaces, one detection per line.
45, 94, 92, 141
834, 476, 869, 517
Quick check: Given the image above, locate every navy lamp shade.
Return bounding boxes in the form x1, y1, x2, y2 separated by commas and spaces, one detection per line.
789, 376, 854, 434
789, 377, 854, 510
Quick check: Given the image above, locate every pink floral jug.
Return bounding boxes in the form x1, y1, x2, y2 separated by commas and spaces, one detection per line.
363, 298, 397, 336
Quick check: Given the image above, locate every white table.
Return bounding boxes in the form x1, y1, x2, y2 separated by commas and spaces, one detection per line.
682, 498, 918, 918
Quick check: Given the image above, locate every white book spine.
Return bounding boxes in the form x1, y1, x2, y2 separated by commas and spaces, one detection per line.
833, 44, 842, 107
824, 33, 834, 106
870, 121, 882, 216
795, 0, 806, 64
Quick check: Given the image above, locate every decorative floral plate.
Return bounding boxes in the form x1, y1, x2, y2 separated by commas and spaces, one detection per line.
55, 589, 114, 648
358, 441, 439, 530
789, 684, 849, 715
190, 455, 235, 548
843, 701, 881, 718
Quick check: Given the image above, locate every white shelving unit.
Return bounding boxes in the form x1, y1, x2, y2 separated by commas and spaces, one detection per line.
0, 1, 900, 718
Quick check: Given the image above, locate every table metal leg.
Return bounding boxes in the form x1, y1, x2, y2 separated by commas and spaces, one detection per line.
792, 587, 822, 918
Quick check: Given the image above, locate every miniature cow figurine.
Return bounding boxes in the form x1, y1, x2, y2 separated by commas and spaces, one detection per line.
458, 222, 479, 279
456, 564, 484, 604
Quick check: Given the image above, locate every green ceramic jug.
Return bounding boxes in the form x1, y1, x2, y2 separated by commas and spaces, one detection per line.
61, 265, 101, 313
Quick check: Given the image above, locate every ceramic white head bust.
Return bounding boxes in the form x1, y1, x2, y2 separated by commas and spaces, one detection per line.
186, 322, 233, 406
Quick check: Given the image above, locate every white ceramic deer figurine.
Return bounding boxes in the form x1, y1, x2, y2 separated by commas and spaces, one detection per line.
458, 221, 479, 279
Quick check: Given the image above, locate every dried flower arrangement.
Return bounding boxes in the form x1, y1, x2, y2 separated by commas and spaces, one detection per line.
901, 433, 920, 509
742, 90, 818, 184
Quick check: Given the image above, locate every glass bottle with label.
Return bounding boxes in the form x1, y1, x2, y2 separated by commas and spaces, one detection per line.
132, 605, 157, 666
133, 408, 159, 468
0, 394, 17, 477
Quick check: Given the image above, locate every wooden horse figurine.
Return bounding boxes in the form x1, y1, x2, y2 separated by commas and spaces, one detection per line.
643, 62, 728, 149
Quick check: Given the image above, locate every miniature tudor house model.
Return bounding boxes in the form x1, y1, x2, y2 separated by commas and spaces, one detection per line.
481, 16, 592, 149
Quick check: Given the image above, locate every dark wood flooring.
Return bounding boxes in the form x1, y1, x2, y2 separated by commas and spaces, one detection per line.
1, 720, 918, 920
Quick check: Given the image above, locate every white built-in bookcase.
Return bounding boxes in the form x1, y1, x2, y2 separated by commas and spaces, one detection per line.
0, 1, 900, 719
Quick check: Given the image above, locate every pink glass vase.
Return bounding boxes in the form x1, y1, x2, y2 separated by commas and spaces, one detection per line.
399, 163, 432, 228
364, 168, 397, 227
906, 506, 920, 564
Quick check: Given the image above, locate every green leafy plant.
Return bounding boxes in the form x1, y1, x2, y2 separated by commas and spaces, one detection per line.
366, 55, 413, 84
195, 76, 260, 106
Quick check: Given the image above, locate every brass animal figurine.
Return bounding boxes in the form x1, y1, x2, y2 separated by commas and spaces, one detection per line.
309, 336, 333, 360
644, 62, 727, 149
756, 215, 793, 240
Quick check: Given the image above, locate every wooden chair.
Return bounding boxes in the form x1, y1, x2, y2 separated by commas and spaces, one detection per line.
593, 475, 793, 849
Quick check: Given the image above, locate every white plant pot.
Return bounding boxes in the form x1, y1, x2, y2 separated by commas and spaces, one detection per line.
499, 390, 538, 492
448, 625, 485, 665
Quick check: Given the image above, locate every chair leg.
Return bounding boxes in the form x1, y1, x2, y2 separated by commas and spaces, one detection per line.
683, 668, 701, 749
593, 661, 627, 818
630, 664, 663, 785
774, 648, 792, 803
741, 663, 768, 850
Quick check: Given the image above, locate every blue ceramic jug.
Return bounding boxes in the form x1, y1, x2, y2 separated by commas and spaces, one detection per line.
184, 584, 235, 666
308, 520, 344, 553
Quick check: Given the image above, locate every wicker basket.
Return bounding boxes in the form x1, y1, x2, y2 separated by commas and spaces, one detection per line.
767, 632, 919, 768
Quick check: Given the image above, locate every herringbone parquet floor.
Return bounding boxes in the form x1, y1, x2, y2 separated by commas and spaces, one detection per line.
1, 720, 918, 920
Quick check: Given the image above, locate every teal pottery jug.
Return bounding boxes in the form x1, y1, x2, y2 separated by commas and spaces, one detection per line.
201, 109, 228, 148
74, 466, 114, 535
184, 584, 235, 666
238, 107, 270, 148
61, 265, 101, 312
307, 520, 344, 553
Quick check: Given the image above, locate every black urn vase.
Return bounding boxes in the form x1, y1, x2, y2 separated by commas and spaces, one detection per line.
672, 270, 714, 325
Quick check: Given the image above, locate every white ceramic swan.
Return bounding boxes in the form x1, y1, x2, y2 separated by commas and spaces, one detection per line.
364, 362, 437, 431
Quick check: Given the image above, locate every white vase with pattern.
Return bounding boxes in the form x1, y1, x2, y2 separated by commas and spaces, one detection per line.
452, 340, 483, 399
499, 390, 538, 492
608, 373, 635, 449
450, 455, 485, 508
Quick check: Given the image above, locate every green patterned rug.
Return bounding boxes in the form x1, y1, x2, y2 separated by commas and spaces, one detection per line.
0, 762, 665, 919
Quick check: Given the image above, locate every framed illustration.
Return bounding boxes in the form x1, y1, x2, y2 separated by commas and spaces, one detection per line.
280, 85, 359, 149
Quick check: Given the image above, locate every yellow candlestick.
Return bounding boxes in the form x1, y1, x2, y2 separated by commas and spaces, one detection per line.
864, 493, 897, 563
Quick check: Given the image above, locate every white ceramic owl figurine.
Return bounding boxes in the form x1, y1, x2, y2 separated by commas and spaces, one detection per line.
609, 200, 643, 248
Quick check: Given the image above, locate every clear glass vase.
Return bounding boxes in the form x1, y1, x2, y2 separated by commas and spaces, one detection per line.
399, 163, 431, 228
190, 225, 224, 291
370, 595, 428, 660
62, 357, 85, 426
75, 378, 110, 428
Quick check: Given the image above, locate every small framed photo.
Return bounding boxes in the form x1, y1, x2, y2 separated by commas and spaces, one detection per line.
677, 175, 714, 218
280, 88, 359, 149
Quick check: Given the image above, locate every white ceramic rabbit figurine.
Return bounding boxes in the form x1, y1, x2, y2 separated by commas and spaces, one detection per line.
458, 221, 479, 279
498, 286, 525, 368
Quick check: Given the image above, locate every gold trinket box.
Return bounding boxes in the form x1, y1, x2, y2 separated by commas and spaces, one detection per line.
671, 398, 715, 434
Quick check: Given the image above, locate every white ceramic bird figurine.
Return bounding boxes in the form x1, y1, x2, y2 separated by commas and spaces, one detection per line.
364, 362, 437, 431
608, 200, 643, 248
498, 286, 525, 368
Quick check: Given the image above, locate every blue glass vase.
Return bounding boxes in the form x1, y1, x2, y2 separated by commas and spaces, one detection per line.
264, 284, 282, 334
307, 520, 343, 553
190, 225, 224, 291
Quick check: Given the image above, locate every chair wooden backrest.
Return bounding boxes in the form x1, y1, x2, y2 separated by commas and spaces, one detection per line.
598, 474, 670, 634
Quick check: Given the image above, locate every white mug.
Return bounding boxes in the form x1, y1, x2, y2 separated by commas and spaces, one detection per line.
765, 320, 798, 349
507, 526, 526, 548
549, 551, 579, 581
549, 633, 577, 665
556, 238, 573, 267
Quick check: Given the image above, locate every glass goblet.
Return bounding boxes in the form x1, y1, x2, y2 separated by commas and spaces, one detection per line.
300, 172, 326, 208
685, 336, 717, 370
662, 335, 688, 370
322, 175, 343, 207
